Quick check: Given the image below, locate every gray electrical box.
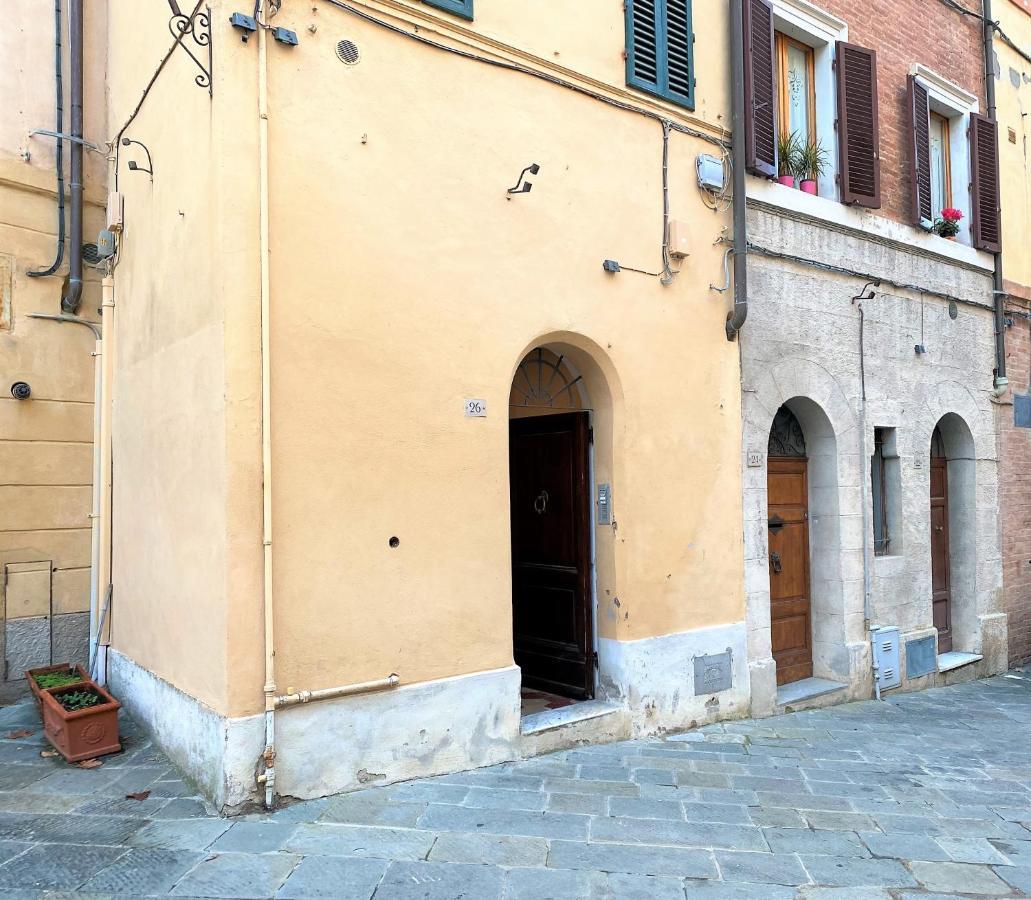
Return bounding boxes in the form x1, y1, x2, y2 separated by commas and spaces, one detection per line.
872, 626, 902, 690
1015, 394, 1031, 428
905, 635, 938, 678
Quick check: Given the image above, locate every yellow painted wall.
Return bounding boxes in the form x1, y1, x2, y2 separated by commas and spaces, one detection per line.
105, 0, 269, 715
997, 1, 1031, 292
0, 1, 106, 647
106, 0, 744, 719
258, 0, 742, 711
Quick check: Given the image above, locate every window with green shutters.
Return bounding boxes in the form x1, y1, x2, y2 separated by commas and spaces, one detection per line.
422, 0, 473, 21
625, 0, 695, 110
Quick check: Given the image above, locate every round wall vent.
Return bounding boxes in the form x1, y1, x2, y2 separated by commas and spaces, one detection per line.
336, 39, 360, 65
82, 243, 102, 266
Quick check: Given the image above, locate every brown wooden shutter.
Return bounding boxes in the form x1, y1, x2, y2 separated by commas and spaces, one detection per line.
836, 41, 881, 207
970, 112, 1001, 252
743, 0, 777, 177
908, 75, 932, 226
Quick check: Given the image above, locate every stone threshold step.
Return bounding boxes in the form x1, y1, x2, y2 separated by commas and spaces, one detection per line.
776, 676, 848, 707
520, 699, 622, 736
938, 650, 983, 673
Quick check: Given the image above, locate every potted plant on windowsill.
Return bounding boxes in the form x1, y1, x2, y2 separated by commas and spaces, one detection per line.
40, 681, 121, 762
777, 131, 800, 187
798, 138, 828, 195
932, 207, 963, 240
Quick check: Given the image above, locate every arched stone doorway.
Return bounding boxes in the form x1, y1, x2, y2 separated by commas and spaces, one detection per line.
930, 414, 976, 655
508, 348, 594, 704
767, 406, 812, 685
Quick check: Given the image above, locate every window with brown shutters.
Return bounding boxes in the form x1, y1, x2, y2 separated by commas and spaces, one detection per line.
970, 112, 1001, 252
909, 75, 933, 227
742, 0, 777, 177
836, 41, 881, 208
625, 0, 695, 110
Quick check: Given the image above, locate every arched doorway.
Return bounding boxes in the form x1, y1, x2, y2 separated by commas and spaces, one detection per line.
930, 426, 952, 652
767, 406, 813, 685
509, 348, 594, 702
929, 414, 976, 655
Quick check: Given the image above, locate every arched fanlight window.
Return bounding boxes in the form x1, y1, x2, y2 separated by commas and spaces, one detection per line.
768, 406, 807, 458
509, 348, 586, 410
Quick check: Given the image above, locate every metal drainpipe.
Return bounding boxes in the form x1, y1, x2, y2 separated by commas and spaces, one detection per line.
726, 0, 748, 341
983, 0, 1008, 395
62, 0, 84, 314
28, 0, 65, 279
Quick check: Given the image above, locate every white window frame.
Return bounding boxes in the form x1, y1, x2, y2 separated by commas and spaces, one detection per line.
769, 0, 848, 200
911, 64, 979, 245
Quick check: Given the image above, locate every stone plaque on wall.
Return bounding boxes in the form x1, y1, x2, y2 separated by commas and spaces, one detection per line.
693, 650, 733, 695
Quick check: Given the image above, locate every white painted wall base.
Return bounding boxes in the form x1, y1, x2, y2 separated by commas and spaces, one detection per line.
109, 650, 523, 811
273, 665, 521, 802
108, 649, 264, 811
598, 622, 750, 735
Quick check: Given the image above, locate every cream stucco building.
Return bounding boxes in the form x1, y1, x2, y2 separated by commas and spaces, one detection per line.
94, 0, 749, 811
0, 2, 107, 699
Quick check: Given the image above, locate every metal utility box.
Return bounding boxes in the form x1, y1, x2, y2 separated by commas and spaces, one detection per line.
872, 626, 902, 690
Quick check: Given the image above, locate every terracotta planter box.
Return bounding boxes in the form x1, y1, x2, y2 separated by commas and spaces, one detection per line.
40, 682, 121, 762
25, 663, 90, 711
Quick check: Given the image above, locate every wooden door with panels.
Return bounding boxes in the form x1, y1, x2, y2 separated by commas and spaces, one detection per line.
930, 427, 952, 653
767, 408, 813, 686
509, 411, 594, 700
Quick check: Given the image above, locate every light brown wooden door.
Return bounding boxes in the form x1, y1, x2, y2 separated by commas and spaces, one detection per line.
930, 456, 952, 653
768, 457, 813, 685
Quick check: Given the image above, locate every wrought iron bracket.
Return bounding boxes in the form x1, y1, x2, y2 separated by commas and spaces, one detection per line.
169, 5, 213, 97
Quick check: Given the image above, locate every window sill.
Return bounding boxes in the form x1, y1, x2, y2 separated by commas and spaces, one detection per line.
746, 178, 994, 272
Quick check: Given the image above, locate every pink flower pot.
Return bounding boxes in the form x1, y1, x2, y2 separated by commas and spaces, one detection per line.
777, 175, 796, 187
800, 180, 818, 194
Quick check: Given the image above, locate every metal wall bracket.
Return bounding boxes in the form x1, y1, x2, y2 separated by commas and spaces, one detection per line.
170, 6, 213, 96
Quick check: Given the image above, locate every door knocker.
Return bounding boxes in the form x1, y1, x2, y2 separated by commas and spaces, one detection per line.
770, 551, 782, 574
534, 489, 549, 515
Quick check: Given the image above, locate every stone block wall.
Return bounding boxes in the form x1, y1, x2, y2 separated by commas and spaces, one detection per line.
741, 202, 1004, 711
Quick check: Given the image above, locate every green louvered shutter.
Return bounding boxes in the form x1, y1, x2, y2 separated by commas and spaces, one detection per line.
422, 0, 473, 20
626, 0, 695, 110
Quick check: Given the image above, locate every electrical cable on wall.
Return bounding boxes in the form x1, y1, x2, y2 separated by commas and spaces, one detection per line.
321, 0, 716, 285
318, 0, 728, 150
747, 241, 996, 312
934, 0, 1031, 66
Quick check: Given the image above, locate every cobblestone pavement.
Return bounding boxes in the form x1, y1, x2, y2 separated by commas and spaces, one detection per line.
0, 672, 1030, 898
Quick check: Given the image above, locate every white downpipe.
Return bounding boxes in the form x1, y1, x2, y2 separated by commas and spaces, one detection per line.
256, 3, 277, 809
95, 274, 115, 684
88, 334, 102, 673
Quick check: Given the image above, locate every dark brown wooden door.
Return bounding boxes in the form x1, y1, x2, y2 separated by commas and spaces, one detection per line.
930, 456, 952, 653
509, 412, 593, 699
768, 457, 813, 685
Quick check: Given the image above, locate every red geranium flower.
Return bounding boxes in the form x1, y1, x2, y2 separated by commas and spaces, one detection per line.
941, 207, 963, 222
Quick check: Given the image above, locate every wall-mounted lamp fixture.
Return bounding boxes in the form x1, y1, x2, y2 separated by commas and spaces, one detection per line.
121, 137, 153, 179
507, 163, 540, 195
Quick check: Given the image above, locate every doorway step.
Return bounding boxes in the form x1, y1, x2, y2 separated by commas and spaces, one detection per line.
519, 698, 628, 757
775, 676, 847, 710
937, 651, 982, 673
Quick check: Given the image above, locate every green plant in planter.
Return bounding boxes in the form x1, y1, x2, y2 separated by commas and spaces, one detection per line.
798, 138, 828, 185
33, 669, 84, 690
777, 130, 802, 180
57, 690, 101, 712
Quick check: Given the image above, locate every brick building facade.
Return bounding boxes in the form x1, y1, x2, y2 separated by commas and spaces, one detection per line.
740, 0, 1008, 714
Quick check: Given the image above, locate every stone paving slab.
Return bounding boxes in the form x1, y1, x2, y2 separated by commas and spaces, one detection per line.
0, 671, 1027, 896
